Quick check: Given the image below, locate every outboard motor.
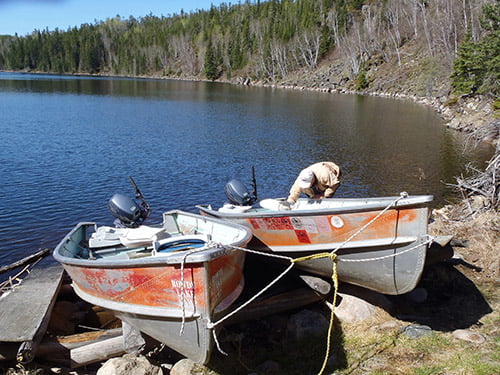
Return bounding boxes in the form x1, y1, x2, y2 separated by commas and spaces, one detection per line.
224, 167, 258, 206
108, 177, 151, 228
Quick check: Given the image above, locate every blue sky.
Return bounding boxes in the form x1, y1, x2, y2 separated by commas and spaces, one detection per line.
0, 0, 228, 36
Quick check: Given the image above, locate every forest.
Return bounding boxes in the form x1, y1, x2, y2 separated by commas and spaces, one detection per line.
0, 0, 498, 98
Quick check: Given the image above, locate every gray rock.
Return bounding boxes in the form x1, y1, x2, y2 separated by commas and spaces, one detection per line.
400, 324, 432, 339
452, 329, 486, 344
287, 309, 329, 340
334, 293, 376, 322
170, 358, 196, 375
97, 355, 162, 375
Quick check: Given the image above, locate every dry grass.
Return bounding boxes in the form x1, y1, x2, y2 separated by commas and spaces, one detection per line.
330, 207, 500, 375
430, 207, 500, 283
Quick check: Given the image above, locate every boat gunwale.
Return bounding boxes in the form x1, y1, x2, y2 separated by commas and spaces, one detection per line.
196, 195, 434, 219
53, 211, 252, 268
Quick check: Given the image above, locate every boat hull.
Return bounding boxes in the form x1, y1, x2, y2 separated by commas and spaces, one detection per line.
198, 195, 433, 295
53, 211, 251, 364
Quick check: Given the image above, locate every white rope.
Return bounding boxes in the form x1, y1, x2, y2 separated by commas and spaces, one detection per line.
178, 242, 218, 336
211, 328, 228, 356
227, 244, 297, 260
338, 235, 434, 263
328, 192, 409, 255
178, 192, 427, 358
207, 261, 295, 330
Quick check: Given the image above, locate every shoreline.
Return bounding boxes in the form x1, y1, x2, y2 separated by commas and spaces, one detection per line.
2, 68, 498, 146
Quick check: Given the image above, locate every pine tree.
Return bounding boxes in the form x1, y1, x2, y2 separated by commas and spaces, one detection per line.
451, 1, 499, 96
204, 41, 219, 80
451, 34, 482, 94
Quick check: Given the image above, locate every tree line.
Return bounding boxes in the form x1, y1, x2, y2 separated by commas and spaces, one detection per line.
0, 0, 498, 98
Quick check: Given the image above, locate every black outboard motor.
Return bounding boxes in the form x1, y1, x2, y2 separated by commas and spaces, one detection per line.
108, 177, 151, 228
224, 167, 258, 206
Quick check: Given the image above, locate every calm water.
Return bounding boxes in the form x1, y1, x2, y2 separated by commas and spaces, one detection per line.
0, 72, 493, 266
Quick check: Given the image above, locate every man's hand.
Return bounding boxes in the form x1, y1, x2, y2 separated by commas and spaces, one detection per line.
279, 200, 292, 210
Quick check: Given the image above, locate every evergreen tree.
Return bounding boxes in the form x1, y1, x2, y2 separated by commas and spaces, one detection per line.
204, 41, 219, 80
451, 35, 482, 94
451, 1, 499, 96
319, 25, 333, 58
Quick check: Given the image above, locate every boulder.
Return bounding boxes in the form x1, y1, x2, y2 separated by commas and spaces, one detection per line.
170, 358, 196, 375
287, 309, 329, 340
334, 293, 376, 323
452, 329, 486, 344
97, 354, 162, 375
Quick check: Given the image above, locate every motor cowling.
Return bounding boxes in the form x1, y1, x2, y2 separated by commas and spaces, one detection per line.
108, 193, 148, 228
224, 179, 257, 206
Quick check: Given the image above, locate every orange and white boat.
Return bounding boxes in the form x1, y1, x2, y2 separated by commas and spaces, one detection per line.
53, 210, 251, 364
197, 179, 433, 296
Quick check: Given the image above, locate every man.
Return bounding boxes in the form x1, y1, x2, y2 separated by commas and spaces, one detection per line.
286, 161, 341, 205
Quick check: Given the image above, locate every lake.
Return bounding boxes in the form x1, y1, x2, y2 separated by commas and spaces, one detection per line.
0, 72, 493, 266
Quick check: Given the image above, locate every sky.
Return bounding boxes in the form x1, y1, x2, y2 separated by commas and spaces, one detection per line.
0, 0, 228, 36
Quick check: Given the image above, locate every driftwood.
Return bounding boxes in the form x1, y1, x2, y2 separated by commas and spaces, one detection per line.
299, 274, 332, 295
447, 150, 500, 214
0, 248, 50, 275
70, 335, 124, 368
36, 328, 125, 368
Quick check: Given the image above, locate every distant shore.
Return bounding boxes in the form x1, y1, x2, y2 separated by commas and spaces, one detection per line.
2, 68, 498, 147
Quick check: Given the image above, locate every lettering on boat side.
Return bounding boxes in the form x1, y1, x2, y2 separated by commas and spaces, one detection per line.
171, 279, 195, 307
211, 268, 225, 303
249, 217, 293, 230
330, 216, 344, 229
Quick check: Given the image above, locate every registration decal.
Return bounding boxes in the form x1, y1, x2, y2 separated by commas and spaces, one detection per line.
291, 217, 318, 233
295, 229, 311, 243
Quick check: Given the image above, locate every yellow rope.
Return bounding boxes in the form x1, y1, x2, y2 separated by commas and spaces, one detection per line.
292, 252, 338, 375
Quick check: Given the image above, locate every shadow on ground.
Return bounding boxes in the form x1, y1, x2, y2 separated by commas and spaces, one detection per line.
388, 262, 493, 331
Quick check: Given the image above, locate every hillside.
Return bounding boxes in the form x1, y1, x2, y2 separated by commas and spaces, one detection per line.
242, 38, 499, 146
0, 1, 497, 145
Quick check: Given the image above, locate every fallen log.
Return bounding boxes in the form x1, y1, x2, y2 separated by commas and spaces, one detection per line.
35, 328, 124, 368
70, 335, 125, 368
0, 248, 51, 275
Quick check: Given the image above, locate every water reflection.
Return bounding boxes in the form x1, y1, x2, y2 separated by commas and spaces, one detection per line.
0, 72, 494, 264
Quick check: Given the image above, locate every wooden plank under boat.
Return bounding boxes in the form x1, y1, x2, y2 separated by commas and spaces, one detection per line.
197, 194, 434, 295
53, 210, 252, 364
0, 263, 64, 363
